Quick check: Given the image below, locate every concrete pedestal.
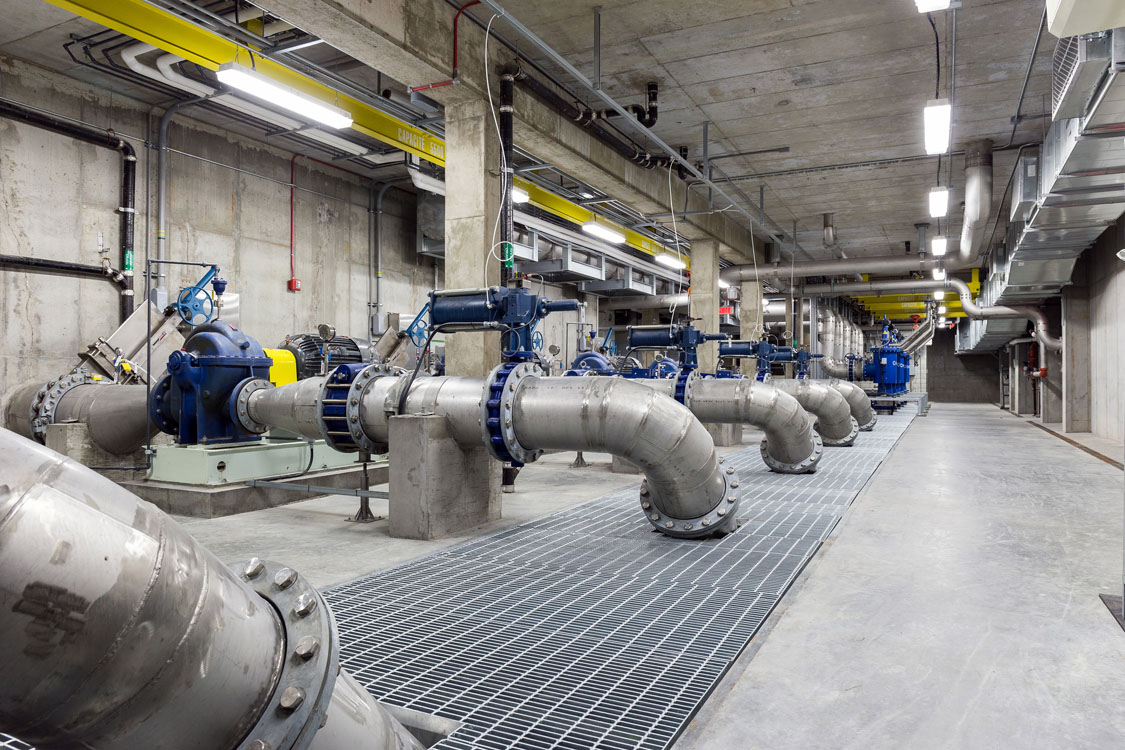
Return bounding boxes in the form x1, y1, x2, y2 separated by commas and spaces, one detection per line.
388, 413, 501, 540
611, 455, 642, 475
705, 423, 743, 447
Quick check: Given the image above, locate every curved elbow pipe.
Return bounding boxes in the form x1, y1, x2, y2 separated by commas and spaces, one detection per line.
820, 357, 850, 379
946, 277, 1061, 361
826, 380, 877, 431
769, 379, 859, 446
0, 427, 422, 750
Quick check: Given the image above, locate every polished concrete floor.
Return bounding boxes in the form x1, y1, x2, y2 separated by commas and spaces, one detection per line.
175, 405, 1125, 748
680, 403, 1125, 749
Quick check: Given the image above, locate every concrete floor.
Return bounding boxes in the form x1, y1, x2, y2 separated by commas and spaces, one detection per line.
680, 403, 1125, 750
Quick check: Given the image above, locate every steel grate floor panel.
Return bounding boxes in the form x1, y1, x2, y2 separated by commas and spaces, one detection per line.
0, 413, 914, 750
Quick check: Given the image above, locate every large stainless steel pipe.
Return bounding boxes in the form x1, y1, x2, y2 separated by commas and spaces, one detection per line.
827, 380, 877, 431
821, 357, 850, 379
722, 255, 950, 284
769, 378, 859, 446
4, 380, 152, 455
0, 427, 422, 750
959, 140, 993, 263
637, 377, 822, 474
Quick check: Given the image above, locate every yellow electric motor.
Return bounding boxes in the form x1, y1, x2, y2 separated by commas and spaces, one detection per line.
263, 348, 298, 386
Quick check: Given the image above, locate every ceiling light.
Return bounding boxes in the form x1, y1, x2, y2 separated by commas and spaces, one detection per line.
915, 0, 953, 12
655, 253, 687, 270
718, 279, 730, 289
931, 236, 947, 256
932, 267, 946, 280
929, 186, 950, 218
511, 186, 530, 203
938, 305, 947, 314
582, 221, 626, 244
216, 63, 353, 129
933, 291, 945, 300
579, 191, 595, 199
939, 316, 947, 326
923, 98, 952, 155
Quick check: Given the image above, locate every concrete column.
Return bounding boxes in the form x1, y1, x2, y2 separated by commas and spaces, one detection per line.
443, 97, 502, 377
739, 280, 764, 341
1062, 260, 1091, 432
1041, 305, 1063, 423
1011, 344, 1035, 416
689, 239, 720, 374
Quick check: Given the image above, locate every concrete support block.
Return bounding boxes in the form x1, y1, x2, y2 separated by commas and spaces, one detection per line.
1062, 263, 1091, 432
388, 414, 500, 540
739, 280, 764, 341
611, 455, 642, 474
705, 422, 743, 447
443, 97, 502, 378
45, 422, 133, 468
689, 239, 721, 374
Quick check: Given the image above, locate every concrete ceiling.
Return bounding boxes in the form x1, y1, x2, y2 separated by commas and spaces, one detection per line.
487, 0, 1056, 260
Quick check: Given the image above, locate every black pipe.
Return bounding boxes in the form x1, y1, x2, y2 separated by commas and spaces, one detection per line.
0, 98, 136, 322
499, 70, 515, 287
597, 82, 659, 128
0, 254, 128, 287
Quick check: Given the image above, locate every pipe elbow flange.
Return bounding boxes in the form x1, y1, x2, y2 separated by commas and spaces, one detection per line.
820, 416, 860, 447
28, 368, 99, 443
483, 361, 543, 466
319, 363, 390, 453
639, 462, 742, 539
235, 558, 338, 750
232, 377, 273, 435
859, 413, 877, 431
760, 429, 823, 474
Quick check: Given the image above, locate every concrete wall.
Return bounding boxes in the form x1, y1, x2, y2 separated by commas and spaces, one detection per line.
926, 329, 1000, 403
1086, 219, 1125, 443
0, 54, 430, 402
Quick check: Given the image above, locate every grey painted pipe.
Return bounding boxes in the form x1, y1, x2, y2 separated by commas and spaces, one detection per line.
722, 255, 950, 284
0, 427, 422, 750
3, 381, 152, 455
827, 380, 877, 431
769, 378, 859, 447
638, 377, 822, 474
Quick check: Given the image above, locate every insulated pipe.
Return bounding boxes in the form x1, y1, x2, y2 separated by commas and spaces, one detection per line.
638, 377, 822, 474
959, 140, 993, 263
722, 255, 948, 284
827, 380, 877, 431
769, 378, 859, 447
601, 293, 689, 311
801, 279, 946, 296
0, 427, 424, 750
0, 100, 136, 322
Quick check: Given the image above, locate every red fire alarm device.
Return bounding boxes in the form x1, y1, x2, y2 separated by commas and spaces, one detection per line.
287, 278, 302, 292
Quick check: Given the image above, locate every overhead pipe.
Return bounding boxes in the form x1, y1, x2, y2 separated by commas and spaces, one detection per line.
0, 100, 135, 323
769, 378, 859, 447
722, 255, 947, 284
958, 140, 993, 263
0, 254, 129, 292
635, 377, 822, 474
499, 68, 516, 285
0, 427, 423, 750
596, 82, 659, 127
248, 373, 743, 537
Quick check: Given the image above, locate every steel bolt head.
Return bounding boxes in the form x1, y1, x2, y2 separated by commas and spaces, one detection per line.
274, 567, 298, 590
727, 495, 737, 503
650, 513, 660, 521
639, 487, 649, 496
641, 502, 651, 510
279, 685, 305, 712
718, 456, 725, 463
294, 635, 320, 661
702, 519, 711, 527
683, 523, 693, 530
294, 593, 317, 618
350, 398, 358, 405
725, 467, 734, 475
717, 508, 726, 517
664, 521, 673, 529
244, 557, 265, 580
249, 740, 271, 750
730, 481, 740, 489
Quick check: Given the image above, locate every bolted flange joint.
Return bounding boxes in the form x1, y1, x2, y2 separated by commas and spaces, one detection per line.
28, 368, 99, 443
231, 377, 274, 435
318, 363, 390, 453
639, 466, 743, 539
481, 360, 543, 467
760, 428, 823, 474
820, 416, 860, 447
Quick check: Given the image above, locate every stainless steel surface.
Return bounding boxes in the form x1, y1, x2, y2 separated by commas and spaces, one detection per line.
958, 140, 994, 263
769, 379, 859, 447
51, 383, 152, 455
77, 302, 185, 383
723, 256, 946, 284
828, 380, 877, 431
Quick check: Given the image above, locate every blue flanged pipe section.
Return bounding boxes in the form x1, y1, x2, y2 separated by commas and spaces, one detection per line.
482, 358, 542, 466
318, 362, 389, 453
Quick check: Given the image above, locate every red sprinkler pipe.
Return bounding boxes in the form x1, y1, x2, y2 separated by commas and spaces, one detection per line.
410, 0, 481, 93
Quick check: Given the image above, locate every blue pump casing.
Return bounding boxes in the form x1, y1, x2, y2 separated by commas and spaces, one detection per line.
150, 320, 272, 445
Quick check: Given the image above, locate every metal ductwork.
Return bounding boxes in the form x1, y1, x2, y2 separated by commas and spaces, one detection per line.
635, 377, 822, 474
0, 427, 423, 750
768, 378, 859, 447
959, 140, 994, 263
248, 372, 743, 538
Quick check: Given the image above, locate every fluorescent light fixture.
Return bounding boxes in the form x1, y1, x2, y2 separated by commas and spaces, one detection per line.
581, 221, 626, 244
931, 236, 948, 256
511, 186, 530, 203
939, 316, 947, 325
915, 0, 952, 12
718, 279, 730, 289
933, 291, 945, 300
938, 305, 947, 314
216, 63, 353, 129
579, 191, 595, 199
932, 267, 946, 280
409, 170, 446, 196
923, 98, 952, 155
929, 186, 950, 218
655, 253, 687, 270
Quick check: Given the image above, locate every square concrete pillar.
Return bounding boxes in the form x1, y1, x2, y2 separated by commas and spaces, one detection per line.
1042, 345, 1063, 423
689, 239, 720, 374
1010, 343, 1035, 416
1061, 261, 1091, 432
739, 279, 764, 341
388, 414, 501, 540
443, 97, 502, 378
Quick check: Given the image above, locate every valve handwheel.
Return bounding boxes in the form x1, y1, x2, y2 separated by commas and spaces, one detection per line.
175, 285, 214, 326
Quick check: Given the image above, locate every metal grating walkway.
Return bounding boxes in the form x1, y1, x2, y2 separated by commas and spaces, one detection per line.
0, 412, 914, 750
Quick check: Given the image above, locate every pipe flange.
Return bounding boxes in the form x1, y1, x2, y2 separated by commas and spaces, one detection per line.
28, 368, 98, 443
858, 414, 878, 431
235, 559, 338, 750
232, 377, 273, 435
482, 360, 543, 466
820, 416, 860, 447
319, 363, 389, 453
640, 467, 742, 539
760, 429, 823, 474
673, 368, 696, 408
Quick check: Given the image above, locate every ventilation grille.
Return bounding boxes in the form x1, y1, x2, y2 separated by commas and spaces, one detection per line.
1053, 36, 1082, 117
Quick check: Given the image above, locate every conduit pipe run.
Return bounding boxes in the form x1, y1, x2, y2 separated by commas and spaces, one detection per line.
0, 428, 423, 750
633, 377, 822, 474
247, 372, 742, 537
768, 379, 859, 447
